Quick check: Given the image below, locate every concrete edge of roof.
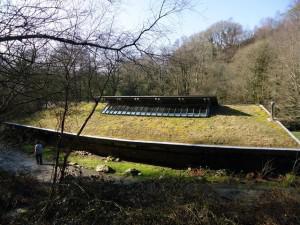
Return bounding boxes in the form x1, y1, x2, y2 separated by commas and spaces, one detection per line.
259, 104, 300, 146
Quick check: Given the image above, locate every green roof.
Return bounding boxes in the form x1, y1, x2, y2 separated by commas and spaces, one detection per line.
16, 102, 299, 148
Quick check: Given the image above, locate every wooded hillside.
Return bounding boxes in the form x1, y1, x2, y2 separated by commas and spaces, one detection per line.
0, 0, 299, 125
111, 2, 300, 123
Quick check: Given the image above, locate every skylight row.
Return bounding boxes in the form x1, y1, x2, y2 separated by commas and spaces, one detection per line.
102, 104, 210, 118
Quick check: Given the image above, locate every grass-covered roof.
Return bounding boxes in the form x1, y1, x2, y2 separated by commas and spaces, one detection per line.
17, 103, 299, 148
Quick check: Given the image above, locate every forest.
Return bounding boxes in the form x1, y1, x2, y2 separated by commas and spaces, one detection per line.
106, 3, 300, 124
0, 0, 299, 125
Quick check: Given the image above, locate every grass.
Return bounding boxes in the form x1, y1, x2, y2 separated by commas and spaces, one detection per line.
17, 144, 238, 184
17, 144, 245, 184
22, 144, 55, 161
20, 144, 233, 182
18, 144, 300, 187
16, 102, 299, 148
21, 144, 188, 179
68, 153, 189, 179
293, 131, 300, 141
281, 173, 297, 187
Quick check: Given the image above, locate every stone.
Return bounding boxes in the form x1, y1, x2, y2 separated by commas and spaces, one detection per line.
105, 156, 121, 162
95, 164, 114, 173
74, 150, 91, 156
124, 168, 141, 176
105, 156, 114, 162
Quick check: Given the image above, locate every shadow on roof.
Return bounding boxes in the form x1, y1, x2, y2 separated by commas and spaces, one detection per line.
215, 105, 251, 116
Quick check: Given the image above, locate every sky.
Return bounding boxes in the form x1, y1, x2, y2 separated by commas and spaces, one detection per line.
118, 0, 291, 45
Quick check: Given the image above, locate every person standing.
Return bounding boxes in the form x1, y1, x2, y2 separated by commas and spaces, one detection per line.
34, 141, 43, 165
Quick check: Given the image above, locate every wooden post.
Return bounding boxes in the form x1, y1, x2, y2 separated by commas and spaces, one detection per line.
271, 101, 275, 120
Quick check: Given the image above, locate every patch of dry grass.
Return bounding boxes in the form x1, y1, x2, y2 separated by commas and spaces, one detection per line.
17, 102, 299, 148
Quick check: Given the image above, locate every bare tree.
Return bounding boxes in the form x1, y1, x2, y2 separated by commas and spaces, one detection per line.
0, 0, 190, 116
0, 0, 191, 189
205, 20, 246, 61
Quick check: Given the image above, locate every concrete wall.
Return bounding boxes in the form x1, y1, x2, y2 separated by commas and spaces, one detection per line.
3, 122, 300, 172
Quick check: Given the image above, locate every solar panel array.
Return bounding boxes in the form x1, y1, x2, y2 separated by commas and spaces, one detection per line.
102, 104, 210, 117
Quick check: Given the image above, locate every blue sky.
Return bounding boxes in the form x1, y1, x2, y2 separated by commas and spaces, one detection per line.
118, 0, 291, 45
181, 0, 289, 33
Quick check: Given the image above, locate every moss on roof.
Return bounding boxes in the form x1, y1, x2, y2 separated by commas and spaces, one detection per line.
17, 103, 299, 148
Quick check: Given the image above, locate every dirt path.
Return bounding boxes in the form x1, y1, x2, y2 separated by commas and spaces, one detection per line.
0, 143, 54, 182
0, 143, 102, 183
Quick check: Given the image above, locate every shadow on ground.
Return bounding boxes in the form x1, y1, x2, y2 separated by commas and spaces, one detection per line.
2, 174, 300, 225
215, 105, 251, 116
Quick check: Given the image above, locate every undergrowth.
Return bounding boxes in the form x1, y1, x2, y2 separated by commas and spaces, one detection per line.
1, 173, 300, 225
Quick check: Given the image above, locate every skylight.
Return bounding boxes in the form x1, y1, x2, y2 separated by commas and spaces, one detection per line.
101, 96, 218, 118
